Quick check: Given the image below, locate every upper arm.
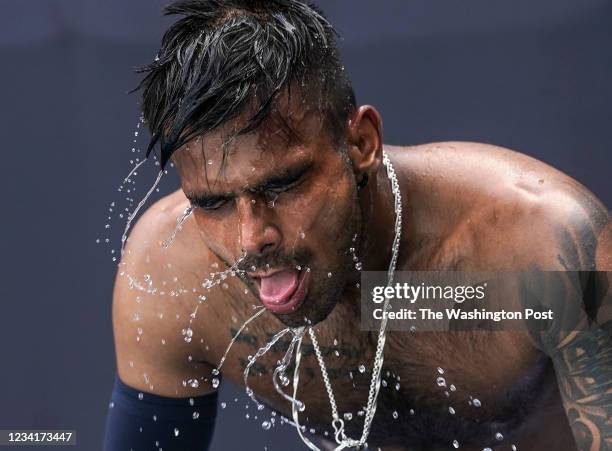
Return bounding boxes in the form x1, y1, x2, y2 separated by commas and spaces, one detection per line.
524, 189, 612, 450
112, 195, 217, 398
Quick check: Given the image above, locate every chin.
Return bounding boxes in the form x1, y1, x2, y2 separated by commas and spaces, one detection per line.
275, 294, 340, 328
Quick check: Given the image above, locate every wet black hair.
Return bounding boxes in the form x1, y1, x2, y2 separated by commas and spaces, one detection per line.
134, 0, 356, 169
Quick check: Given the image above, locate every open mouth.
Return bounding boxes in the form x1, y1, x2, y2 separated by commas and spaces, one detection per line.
253, 267, 309, 314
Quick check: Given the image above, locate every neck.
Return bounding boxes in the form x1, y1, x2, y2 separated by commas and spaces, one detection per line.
360, 150, 400, 273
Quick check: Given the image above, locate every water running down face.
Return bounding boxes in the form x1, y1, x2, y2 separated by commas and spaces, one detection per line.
172, 93, 364, 327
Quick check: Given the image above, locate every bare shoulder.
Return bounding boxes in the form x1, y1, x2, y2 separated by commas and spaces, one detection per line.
389, 141, 610, 270
112, 189, 217, 397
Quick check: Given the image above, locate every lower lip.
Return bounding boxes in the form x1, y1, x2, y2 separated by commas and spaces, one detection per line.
258, 270, 309, 314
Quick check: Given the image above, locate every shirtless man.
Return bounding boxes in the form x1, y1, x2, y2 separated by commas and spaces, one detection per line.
103, 1, 612, 450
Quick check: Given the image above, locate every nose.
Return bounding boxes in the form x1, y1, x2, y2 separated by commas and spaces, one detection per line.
237, 195, 281, 257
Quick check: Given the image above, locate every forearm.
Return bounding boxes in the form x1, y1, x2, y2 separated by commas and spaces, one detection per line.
103, 374, 218, 451
549, 323, 612, 451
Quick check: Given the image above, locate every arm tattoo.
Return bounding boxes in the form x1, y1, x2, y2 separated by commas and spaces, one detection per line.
550, 323, 612, 451
538, 203, 612, 450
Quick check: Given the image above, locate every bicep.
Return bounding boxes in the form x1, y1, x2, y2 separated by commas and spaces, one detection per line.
528, 204, 612, 450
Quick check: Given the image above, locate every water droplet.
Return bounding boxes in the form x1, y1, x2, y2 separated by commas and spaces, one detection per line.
212, 377, 219, 388
192, 411, 200, 419
327, 272, 332, 278
452, 439, 459, 448
448, 406, 455, 414
358, 365, 366, 373
174, 427, 179, 436
138, 392, 143, 400
495, 432, 504, 441
221, 402, 227, 409
437, 367, 444, 374
472, 398, 481, 407
109, 402, 114, 409
343, 412, 352, 421
511, 445, 517, 451
187, 379, 199, 388
261, 420, 271, 430
436, 377, 446, 387
450, 384, 456, 392
409, 409, 415, 415
392, 411, 398, 419
395, 383, 400, 390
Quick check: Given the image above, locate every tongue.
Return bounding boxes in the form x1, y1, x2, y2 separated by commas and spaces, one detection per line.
259, 269, 299, 305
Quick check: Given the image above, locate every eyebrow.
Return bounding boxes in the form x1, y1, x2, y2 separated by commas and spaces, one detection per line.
185, 160, 313, 206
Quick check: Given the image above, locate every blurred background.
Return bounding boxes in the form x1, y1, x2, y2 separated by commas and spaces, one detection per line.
0, 0, 610, 449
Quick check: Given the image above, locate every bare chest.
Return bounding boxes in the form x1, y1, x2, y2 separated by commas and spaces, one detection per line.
195, 287, 552, 449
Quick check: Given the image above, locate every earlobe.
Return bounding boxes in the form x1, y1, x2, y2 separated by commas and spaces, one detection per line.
346, 105, 383, 178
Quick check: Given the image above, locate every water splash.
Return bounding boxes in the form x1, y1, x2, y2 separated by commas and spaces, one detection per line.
120, 169, 164, 255
121, 158, 148, 185
161, 206, 193, 249
272, 331, 303, 405
243, 327, 293, 409
215, 306, 266, 374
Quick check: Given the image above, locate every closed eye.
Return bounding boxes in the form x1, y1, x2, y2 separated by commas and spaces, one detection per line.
251, 164, 311, 195
189, 195, 232, 211
262, 177, 304, 194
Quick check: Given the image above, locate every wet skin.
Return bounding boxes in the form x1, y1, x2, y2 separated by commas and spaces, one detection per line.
113, 101, 611, 450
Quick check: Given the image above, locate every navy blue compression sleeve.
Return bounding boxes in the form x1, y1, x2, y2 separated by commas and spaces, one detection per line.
103, 374, 217, 451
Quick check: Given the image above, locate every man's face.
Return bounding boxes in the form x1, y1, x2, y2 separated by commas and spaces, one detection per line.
173, 99, 361, 327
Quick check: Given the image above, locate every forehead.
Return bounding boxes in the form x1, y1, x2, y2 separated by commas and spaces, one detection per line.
172, 88, 331, 190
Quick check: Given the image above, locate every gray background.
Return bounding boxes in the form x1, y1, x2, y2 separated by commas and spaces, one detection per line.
0, 0, 610, 450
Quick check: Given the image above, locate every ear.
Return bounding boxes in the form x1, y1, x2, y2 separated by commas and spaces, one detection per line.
345, 105, 383, 184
